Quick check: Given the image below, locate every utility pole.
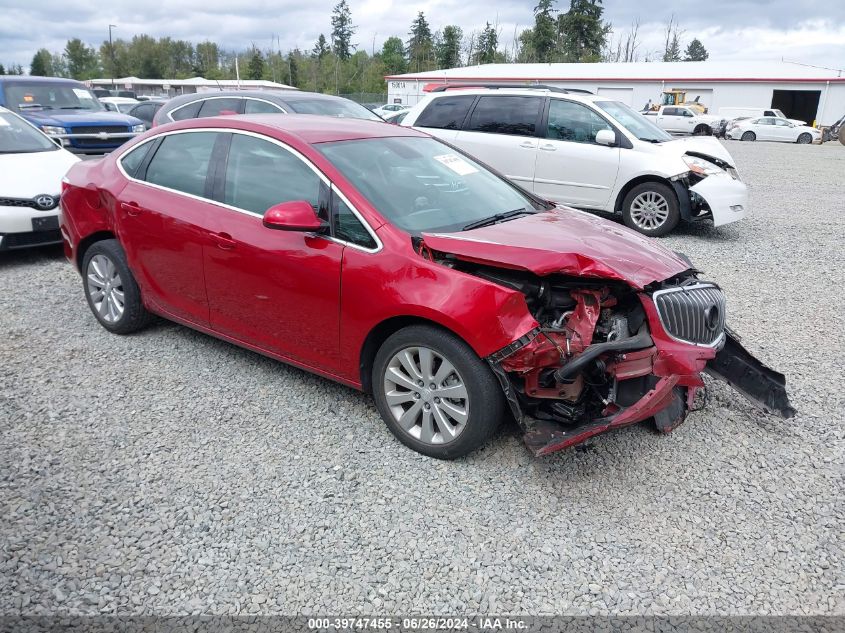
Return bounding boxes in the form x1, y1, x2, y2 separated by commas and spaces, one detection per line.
108, 24, 117, 90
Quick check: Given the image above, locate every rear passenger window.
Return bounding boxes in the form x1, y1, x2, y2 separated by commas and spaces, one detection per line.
466, 96, 542, 137
333, 195, 376, 249
120, 142, 152, 178
145, 132, 217, 198
223, 134, 321, 215
244, 99, 284, 114
197, 98, 242, 118
170, 101, 202, 121
415, 95, 475, 130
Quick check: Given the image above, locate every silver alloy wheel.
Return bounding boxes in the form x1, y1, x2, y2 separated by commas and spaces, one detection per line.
86, 254, 125, 323
629, 191, 670, 231
382, 346, 469, 445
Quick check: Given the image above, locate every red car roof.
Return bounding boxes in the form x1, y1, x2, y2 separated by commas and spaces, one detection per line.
161, 113, 427, 145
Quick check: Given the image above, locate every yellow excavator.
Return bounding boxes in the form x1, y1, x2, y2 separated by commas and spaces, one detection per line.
649, 90, 709, 114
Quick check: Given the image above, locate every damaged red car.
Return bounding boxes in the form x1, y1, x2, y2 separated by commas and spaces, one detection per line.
60, 115, 795, 459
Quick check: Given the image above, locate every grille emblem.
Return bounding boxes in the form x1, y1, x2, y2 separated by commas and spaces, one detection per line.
34, 195, 55, 210
704, 304, 720, 331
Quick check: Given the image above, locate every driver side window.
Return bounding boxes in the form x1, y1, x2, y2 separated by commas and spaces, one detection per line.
546, 100, 611, 144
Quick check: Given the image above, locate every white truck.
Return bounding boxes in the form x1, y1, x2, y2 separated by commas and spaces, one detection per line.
643, 105, 725, 136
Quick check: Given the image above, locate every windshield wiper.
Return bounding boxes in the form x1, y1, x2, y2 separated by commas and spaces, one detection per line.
462, 209, 532, 231
61, 106, 87, 110
639, 137, 662, 143
19, 104, 51, 110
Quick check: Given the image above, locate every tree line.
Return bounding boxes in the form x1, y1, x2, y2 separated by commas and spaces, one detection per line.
4, 0, 710, 95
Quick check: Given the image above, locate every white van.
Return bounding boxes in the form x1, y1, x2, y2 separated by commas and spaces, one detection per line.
718, 107, 805, 125
402, 86, 748, 236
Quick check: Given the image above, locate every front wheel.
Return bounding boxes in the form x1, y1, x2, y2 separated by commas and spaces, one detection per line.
797, 132, 812, 144
621, 183, 680, 237
372, 325, 504, 459
82, 239, 151, 334
741, 131, 756, 142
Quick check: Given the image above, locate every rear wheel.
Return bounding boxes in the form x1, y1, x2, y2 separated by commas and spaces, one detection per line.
797, 132, 812, 144
372, 325, 503, 459
621, 182, 680, 237
82, 239, 151, 334
741, 131, 756, 142
693, 124, 711, 136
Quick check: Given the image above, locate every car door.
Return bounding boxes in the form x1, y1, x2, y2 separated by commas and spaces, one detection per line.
773, 118, 796, 141
453, 95, 543, 190
115, 130, 220, 325
656, 107, 681, 132
754, 117, 777, 140
532, 98, 620, 209
202, 132, 345, 371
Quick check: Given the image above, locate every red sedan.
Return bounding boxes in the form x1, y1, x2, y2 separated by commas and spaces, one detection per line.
60, 115, 794, 459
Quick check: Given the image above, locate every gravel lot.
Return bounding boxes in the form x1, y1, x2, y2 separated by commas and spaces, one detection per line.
1, 140, 843, 617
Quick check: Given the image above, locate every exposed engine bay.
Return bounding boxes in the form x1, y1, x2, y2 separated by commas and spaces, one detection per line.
431, 253, 795, 456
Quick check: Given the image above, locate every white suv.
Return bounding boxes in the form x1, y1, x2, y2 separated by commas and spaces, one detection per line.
401, 87, 748, 236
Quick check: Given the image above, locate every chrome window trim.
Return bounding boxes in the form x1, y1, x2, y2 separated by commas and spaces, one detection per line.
651, 283, 726, 349
114, 127, 382, 254
167, 96, 288, 122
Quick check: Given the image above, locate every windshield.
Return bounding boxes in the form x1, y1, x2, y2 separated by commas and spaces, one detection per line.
772, 109, 787, 118
596, 100, 672, 143
318, 136, 540, 233
287, 98, 382, 121
3, 82, 104, 113
0, 111, 58, 153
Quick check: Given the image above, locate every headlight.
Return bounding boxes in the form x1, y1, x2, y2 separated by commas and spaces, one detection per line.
683, 155, 724, 177
41, 125, 65, 136
131, 124, 145, 133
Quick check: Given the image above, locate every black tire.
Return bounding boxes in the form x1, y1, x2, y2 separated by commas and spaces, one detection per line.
621, 182, 680, 237
797, 132, 812, 144
81, 239, 151, 334
741, 131, 756, 142
372, 325, 504, 459
693, 124, 711, 136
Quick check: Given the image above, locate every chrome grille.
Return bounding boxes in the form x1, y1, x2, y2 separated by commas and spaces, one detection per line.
653, 283, 726, 347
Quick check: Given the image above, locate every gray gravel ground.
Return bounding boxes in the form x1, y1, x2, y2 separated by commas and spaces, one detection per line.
1, 140, 843, 616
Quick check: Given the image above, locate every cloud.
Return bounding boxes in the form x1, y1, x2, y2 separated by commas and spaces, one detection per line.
1, 0, 843, 71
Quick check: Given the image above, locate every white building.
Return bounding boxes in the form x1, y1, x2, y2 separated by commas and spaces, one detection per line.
88, 76, 296, 97
386, 61, 845, 125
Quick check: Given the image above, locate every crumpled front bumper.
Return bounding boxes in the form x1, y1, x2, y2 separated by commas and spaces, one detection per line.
690, 173, 748, 227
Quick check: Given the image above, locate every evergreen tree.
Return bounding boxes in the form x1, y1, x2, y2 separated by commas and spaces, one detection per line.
247, 47, 265, 79
0, 64, 5, 75
312, 34, 330, 59
331, 0, 355, 61
475, 23, 498, 64
30, 49, 54, 76
558, 0, 609, 62
533, 0, 558, 62
435, 25, 463, 69
286, 50, 299, 86
683, 38, 708, 61
407, 12, 434, 72
381, 36, 408, 75
662, 15, 683, 62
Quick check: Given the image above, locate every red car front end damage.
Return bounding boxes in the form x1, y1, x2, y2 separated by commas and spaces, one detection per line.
420, 209, 794, 456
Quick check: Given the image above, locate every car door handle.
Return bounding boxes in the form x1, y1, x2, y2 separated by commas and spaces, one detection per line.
539, 144, 557, 152
210, 231, 236, 250
120, 201, 144, 217
519, 141, 536, 149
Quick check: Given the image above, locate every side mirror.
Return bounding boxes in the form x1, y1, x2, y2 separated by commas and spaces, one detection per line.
595, 129, 616, 146
263, 200, 325, 232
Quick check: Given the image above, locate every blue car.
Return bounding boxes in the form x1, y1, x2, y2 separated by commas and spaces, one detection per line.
0, 76, 145, 153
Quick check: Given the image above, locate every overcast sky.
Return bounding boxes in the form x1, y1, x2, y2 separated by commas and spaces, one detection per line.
1, 0, 844, 72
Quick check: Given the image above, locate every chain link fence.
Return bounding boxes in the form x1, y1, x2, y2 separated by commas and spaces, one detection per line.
339, 92, 387, 105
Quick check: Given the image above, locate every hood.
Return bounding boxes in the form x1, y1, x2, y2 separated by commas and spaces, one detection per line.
0, 149, 79, 198
661, 136, 736, 166
422, 208, 690, 290
19, 109, 142, 127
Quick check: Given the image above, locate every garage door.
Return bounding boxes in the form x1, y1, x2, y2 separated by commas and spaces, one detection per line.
597, 87, 634, 106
